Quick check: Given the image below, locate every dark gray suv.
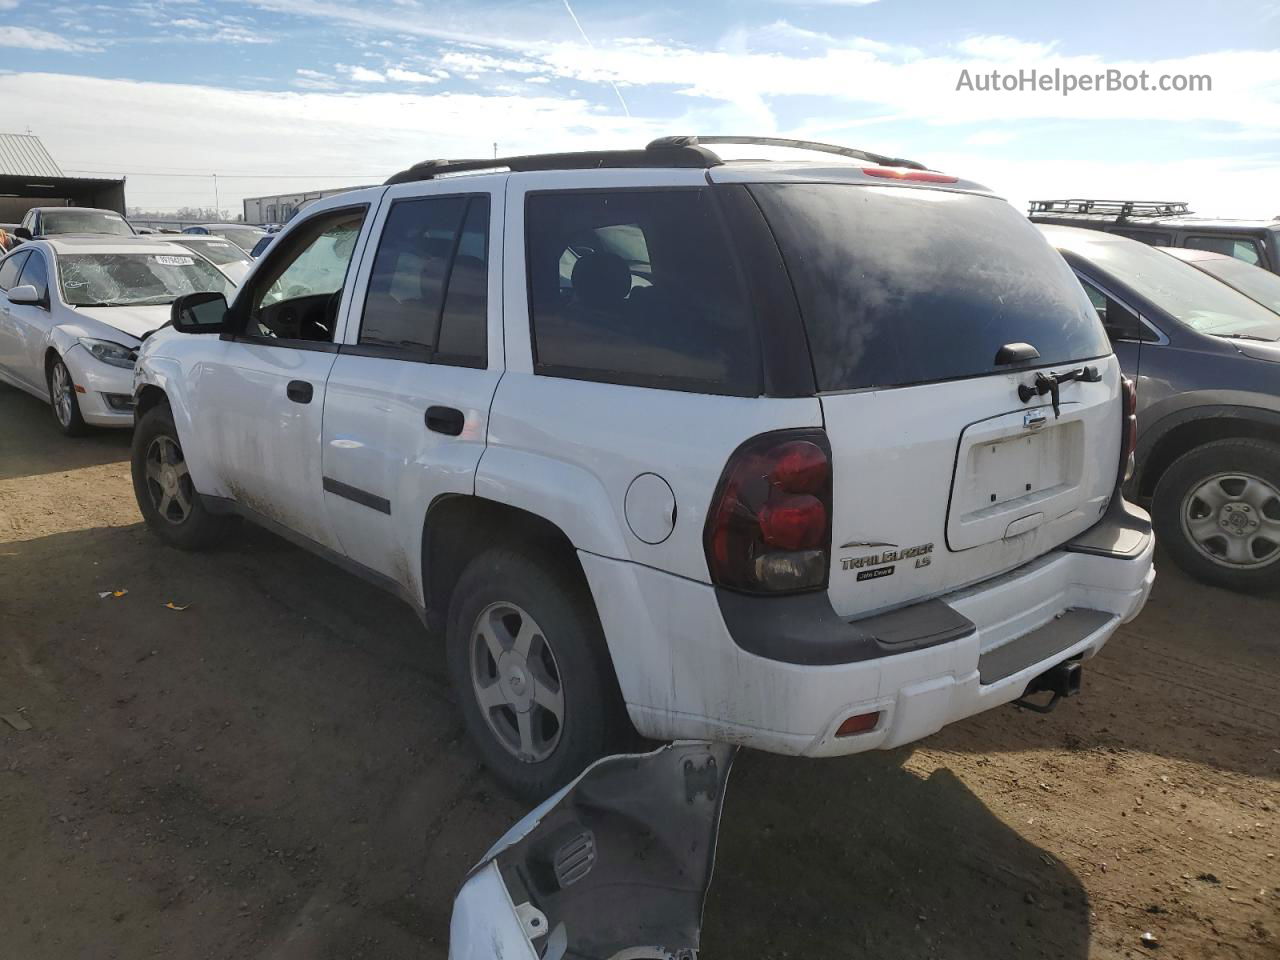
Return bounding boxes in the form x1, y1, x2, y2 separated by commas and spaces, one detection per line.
1041, 225, 1280, 592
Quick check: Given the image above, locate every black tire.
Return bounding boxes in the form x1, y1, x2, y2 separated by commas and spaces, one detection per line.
446, 546, 629, 801
46, 355, 88, 437
1152, 438, 1280, 593
130, 402, 230, 550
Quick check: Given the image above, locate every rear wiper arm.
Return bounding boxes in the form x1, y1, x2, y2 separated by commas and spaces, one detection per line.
1018, 365, 1101, 418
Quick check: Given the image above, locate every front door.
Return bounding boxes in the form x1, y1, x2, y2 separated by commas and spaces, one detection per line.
193, 199, 376, 552
321, 175, 505, 590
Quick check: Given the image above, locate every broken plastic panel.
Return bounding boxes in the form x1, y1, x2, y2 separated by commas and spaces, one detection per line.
448, 741, 737, 960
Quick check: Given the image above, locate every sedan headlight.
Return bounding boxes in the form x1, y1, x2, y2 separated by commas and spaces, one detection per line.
78, 337, 137, 369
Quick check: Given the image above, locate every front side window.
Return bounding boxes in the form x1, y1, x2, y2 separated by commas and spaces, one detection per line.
57, 253, 234, 307
1184, 235, 1262, 266
17, 251, 48, 302
41, 210, 134, 237
246, 207, 365, 342
526, 189, 758, 394
0, 250, 29, 290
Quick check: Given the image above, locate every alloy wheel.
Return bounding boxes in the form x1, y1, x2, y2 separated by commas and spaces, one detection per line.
50, 362, 74, 428
143, 435, 194, 524
469, 601, 565, 763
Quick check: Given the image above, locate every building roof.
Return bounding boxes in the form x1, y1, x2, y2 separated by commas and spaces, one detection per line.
0, 133, 64, 178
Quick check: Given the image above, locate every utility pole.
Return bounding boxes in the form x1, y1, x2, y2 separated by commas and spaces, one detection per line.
493, 142, 497, 159
212, 173, 220, 219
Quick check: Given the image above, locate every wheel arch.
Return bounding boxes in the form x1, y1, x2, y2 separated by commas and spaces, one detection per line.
134, 383, 169, 422
420, 494, 591, 634
1136, 406, 1280, 499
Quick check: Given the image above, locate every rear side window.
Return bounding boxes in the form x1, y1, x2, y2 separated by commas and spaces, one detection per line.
0, 250, 28, 290
1184, 235, 1262, 266
525, 189, 759, 395
751, 184, 1111, 391
360, 194, 488, 366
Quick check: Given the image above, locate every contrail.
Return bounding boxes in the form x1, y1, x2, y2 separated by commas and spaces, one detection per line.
561, 0, 631, 117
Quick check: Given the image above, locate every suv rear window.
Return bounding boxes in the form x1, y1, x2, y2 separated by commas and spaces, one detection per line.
525, 189, 759, 395
751, 184, 1111, 392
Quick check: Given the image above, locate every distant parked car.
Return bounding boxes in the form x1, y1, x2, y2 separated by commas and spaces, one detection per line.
154, 234, 253, 285
249, 234, 274, 258
1042, 225, 1280, 591
1161, 247, 1280, 316
0, 236, 235, 435
15, 207, 136, 241
1030, 200, 1280, 274
181, 223, 267, 254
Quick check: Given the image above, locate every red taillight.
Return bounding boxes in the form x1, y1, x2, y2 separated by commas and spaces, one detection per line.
861, 167, 958, 184
705, 431, 832, 594
835, 712, 881, 737
1119, 376, 1138, 486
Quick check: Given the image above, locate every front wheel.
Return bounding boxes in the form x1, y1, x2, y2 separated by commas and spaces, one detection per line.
1152, 438, 1280, 592
445, 547, 628, 801
47, 356, 88, 437
130, 402, 230, 550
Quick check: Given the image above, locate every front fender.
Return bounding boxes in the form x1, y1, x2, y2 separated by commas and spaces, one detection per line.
132, 352, 223, 498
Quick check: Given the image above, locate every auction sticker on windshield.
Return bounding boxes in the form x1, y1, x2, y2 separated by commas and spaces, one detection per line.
154, 255, 194, 266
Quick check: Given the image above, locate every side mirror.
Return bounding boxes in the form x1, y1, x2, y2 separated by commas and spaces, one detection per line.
14, 227, 32, 241
6, 284, 41, 306
171, 291, 231, 334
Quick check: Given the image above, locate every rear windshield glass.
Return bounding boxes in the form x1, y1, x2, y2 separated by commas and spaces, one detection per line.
1197, 257, 1280, 319
42, 210, 134, 237
751, 184, 1111, 391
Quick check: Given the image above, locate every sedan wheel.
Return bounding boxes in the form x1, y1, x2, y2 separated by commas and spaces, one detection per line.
47, 357, 87, 436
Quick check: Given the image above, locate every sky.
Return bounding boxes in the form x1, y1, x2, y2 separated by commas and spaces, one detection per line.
0, 0, 1276, 218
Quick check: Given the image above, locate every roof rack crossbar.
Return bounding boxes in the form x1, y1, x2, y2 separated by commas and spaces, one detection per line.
1028, 198, 1192, 220
648, 135, 927, 171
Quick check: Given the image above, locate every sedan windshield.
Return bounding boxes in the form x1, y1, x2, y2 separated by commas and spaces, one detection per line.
209, 227, 266, 251
175, 237, 251, 266
1079, 239, 1280, 341
1195, 256, 1280, 319
42, 210, 135, 237
58, 252, 235, 307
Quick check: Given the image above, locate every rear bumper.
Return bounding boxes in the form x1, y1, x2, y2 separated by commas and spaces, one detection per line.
582, 498, 1154, 757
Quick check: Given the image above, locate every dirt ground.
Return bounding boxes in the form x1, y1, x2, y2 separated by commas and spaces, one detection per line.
1, 381, 1276, 960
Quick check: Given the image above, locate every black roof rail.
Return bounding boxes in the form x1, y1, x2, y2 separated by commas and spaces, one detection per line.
385, 135, 928, 185
648, 135, 928, 171
384, 143, 720, 185
1028, 198, 1192, 220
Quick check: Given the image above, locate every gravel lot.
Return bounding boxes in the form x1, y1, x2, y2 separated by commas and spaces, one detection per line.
1, 382, 1277, 960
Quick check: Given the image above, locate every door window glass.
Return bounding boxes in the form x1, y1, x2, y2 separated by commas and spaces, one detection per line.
246, 207, 365, 342
0, 250, 29, 291
17, 251, 48, 302
1078, 276, 1154, 343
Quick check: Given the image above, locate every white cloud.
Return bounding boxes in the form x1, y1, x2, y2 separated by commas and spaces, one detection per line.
0, 0, 22, 8
0, 26, 95, 51
772, 0, 880, 5
954, 35, 1057, 61
386, 66, 442, 83
339, 64, 388, 83
965, 130, 1018, 146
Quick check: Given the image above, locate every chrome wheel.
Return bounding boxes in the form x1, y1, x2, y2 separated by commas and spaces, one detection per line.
1182, 472, 1280, 569
469, 602, 565, 763
50, 361, 74, 428
143, 436, 194, 524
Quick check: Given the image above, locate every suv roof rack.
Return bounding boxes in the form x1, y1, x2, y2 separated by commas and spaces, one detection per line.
1028, 199, 1193, 220
385, 135, 928, 185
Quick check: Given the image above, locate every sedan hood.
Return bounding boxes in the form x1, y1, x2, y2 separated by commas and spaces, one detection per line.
70, 304, 172, 342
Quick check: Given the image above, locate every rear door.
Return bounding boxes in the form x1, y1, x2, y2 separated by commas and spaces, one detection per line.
751, 183, 1120, 618
320, 175, 505, 589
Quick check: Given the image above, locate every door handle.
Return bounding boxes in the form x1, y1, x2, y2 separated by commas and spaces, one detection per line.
425, 405, 465, 436
286, 380, 313, 404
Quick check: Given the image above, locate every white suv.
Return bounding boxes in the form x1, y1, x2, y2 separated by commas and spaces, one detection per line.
130, 137, 1155, 798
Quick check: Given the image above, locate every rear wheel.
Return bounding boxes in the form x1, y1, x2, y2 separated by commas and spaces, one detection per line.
131, 402, 230, 550
1152, 438, 1280, 592
446, 546, 627, 801
47, 356, 88, 437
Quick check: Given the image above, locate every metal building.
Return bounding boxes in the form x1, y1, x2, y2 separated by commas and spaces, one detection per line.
0, 133, 126, 222
242, 186, 371, 226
